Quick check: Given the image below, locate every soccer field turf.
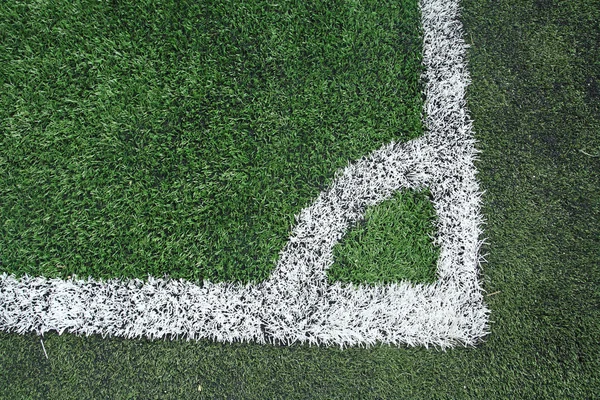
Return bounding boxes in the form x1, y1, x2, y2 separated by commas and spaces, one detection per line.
0, 0, 428, 283
2, 0, 491, 348
1, 0, 599, 397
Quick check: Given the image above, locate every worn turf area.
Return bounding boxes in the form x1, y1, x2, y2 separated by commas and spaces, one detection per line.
0, 0, 428, 283
0, 0, 599, 398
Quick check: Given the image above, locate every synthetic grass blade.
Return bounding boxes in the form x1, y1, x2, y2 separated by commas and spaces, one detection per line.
0, 0, 489, 348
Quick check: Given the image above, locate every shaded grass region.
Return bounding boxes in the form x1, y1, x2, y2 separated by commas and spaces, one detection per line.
0, 0, 425, 282
1, 0, 599, 398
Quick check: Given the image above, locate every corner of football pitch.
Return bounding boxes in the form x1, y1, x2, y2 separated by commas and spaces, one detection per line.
0, 0, 489, 348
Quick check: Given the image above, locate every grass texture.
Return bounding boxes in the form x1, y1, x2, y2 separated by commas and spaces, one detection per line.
1, 0, 599, 398
328, 189, 439, 285
0, 0, 429, 283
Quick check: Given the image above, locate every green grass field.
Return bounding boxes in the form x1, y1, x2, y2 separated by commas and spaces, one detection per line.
0, 0, 435, 284
328, 188, 439, 285
1, 0, 599, 398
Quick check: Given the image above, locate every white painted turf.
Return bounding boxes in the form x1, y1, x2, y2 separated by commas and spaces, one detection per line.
0, 0, 490, 348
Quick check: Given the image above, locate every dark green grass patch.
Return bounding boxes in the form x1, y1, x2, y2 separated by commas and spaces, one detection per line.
328, 189, 439, 285
0, 0, 425, 282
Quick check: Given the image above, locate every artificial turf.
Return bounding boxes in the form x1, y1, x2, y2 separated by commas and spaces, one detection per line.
328, 188, 439, 285
1, 0, 599, 398
0, 0, 430, 283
